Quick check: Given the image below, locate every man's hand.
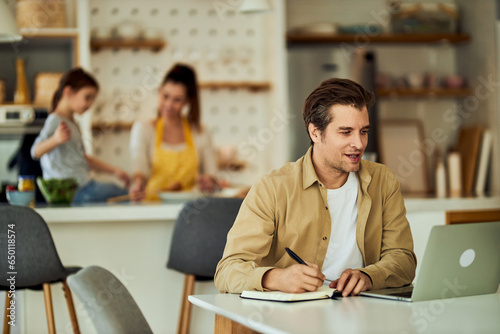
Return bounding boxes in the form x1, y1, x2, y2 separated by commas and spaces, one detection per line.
329, 268, 372, 297
262, 262, 325, 293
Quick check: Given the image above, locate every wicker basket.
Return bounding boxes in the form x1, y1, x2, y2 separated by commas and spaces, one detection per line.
17, 0, 67, 29
34, 72, 64, 106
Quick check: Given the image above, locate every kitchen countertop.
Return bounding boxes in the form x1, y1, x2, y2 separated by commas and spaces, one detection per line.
35, 201, 185, 223
403, 196, 500, 212
33, 196, 500, 224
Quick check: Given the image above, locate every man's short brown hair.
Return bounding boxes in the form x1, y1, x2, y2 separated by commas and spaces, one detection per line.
302, 78, 375, 144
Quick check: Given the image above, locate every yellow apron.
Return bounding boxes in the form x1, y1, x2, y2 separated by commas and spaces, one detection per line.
145, 118, 199, 201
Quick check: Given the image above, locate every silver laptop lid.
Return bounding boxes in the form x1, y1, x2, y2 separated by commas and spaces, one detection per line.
412, 221, 500, 302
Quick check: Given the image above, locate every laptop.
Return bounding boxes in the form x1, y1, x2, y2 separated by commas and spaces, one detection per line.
360, 221, 500, 302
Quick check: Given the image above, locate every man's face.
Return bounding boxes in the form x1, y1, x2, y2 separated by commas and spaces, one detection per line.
309, 104, 370, 174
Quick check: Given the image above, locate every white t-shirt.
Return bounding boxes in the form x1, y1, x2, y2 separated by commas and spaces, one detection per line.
322, 172, 364, 280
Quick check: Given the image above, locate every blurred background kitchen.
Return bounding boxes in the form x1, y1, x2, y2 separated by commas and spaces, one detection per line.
1, 0, 500, 333
1, 0, 500, 199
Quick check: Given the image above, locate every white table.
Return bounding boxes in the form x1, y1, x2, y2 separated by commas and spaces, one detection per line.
189, 293, 500, 334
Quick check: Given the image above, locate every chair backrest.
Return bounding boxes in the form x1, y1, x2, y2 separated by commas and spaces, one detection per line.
167, 197, 243, 279
67, 265, 153, 334
0, 205, 67, 288
445, 209, 500, 225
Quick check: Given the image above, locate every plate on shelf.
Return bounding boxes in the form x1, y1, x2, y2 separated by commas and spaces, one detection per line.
158, 191, 202, 203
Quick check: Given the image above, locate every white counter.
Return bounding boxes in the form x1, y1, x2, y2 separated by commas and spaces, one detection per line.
33, 196, 500, 224
15, 197, 500, 334
404, 196, 500, 212
36, 202, 184, 223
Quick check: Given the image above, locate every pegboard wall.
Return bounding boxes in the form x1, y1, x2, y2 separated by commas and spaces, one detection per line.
88, 0, 276, 185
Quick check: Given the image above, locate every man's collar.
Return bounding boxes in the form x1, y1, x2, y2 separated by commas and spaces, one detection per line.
302, 146, 372, 190
302, 146, 320, 190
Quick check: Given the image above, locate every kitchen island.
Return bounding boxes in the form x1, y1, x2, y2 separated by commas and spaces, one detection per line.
27, 200, 219, 334
10, 196, 500, 334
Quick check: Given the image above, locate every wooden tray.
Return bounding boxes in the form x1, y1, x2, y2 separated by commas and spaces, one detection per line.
378, 119, 429, 194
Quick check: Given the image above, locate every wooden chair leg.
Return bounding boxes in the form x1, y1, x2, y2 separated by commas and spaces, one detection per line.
62, 280, 80, 334
3, 292, 12, 334
43, 283, 56, 334
177, 274, 196, 334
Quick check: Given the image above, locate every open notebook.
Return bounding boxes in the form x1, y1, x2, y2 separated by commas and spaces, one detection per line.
240, 286, 336, 302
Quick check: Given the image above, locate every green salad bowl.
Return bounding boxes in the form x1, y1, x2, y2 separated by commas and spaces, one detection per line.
36, 177, 79, 204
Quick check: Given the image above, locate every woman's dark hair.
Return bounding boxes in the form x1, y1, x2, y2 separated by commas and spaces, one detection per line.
302, 78, 375, 145
51, 68, 99, 112
161, 63, 200, 129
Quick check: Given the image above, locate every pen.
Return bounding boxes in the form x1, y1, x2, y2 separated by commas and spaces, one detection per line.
285, 247, 307, 265
285, 247, 332, 283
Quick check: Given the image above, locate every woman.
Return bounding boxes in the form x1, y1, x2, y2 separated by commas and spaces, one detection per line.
129, 64, 218, 201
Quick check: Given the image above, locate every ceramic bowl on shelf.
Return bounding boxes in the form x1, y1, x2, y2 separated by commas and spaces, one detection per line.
407, 72, 425, 89
36, 177, 79, 204
91, 26, 112, 40
443, 75, 466, 89
113, 20, 142, 40
6, 190, 35, 206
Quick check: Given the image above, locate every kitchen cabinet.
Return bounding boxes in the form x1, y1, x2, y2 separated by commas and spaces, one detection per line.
0, 0, 89, 107
0, 29, 79, 107
0, 0, 93, 151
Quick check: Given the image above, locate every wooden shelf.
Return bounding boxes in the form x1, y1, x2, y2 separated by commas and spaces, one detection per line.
20, 28, 79, 39
199, 82, 271, 92
287, 33, 471, 45
90, 39, 166, 52
377, 87, 472, 98
0, 103, 50, 108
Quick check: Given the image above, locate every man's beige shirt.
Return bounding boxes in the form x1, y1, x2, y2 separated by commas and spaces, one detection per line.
215, 147, 417, 293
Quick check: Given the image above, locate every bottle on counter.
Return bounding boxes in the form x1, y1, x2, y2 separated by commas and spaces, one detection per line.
435, 157, 447, 198
14, 58, 30, 104
18, 175, 35, 192
447, 151, 462, 198
18, 175, 35, 207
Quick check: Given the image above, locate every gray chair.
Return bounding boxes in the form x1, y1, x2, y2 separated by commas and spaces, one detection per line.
67, 265, 153, 334
0, 205, 80, 334
167, 197, 243, 334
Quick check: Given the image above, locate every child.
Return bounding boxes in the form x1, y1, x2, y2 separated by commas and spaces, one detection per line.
31, 68, 129, 204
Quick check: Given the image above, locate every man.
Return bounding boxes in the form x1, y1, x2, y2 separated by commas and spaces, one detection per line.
215, 78, 416, 297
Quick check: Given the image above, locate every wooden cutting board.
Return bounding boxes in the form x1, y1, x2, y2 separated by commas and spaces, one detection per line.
456, 125, 483, 196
